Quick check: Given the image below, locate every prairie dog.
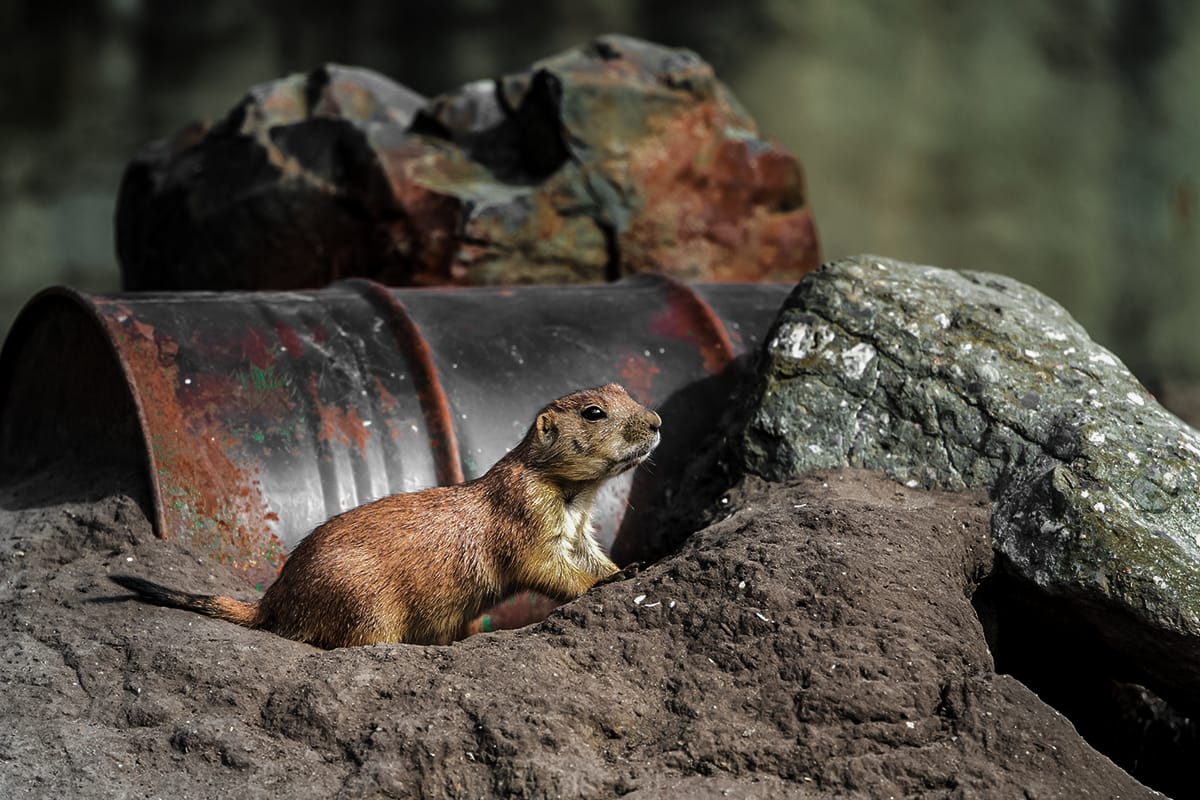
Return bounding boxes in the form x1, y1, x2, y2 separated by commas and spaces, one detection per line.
111, 384, 661, 648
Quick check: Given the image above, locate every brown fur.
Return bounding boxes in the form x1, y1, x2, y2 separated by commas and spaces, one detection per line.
111, 384, 661, 648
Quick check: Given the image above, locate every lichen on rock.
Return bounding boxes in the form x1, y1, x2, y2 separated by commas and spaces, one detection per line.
741, 254, 1200, 711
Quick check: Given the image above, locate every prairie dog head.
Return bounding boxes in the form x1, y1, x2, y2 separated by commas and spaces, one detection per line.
527, 384, 662, 483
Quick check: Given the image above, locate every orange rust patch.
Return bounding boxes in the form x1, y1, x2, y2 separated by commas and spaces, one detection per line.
101, 312, 286, 588
374, 377, 399, 413
131, 318, 156, 343
310, 375, 371, 454
318, 405, 371, 453
619, 353, 662, 406
373, 377, 409, 442
622, 103, 820, 282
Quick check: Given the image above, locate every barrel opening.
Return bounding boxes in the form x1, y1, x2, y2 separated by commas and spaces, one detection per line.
0, 291, 153, 516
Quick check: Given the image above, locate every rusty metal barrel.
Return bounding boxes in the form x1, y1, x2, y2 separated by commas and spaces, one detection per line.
0, 276, 789, 589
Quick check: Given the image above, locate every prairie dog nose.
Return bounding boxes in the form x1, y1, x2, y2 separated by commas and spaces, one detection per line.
646, 411, 662, 432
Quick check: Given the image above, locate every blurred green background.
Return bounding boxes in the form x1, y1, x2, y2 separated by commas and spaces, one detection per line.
1, 0, 1197, 398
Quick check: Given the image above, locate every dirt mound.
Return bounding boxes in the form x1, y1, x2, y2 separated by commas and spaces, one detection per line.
0, 468, 1152, 798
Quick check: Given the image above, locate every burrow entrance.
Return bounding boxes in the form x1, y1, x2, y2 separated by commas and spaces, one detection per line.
974, 570, 1198, 799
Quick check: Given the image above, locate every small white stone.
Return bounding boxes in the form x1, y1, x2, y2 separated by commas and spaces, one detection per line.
770, 321, 834, 361
841, 342, 877, 380
1126, 392, 1145, 407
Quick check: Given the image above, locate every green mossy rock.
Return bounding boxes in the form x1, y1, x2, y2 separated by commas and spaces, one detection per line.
741, 255, 1200, 710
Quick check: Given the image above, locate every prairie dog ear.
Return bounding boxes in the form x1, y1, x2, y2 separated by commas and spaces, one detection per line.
536, 411, 558, 446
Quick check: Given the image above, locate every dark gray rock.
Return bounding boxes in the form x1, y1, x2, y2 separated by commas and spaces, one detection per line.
116, 36, 819, 292
117, 64, 429, 292
741, 254, 1200, 712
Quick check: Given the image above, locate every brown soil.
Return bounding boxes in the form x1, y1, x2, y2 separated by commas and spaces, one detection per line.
0, 467, 1155, 799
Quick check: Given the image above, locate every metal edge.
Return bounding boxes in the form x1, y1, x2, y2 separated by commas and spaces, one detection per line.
657, 275, 738, 372
346, 278, 466, 486
0, 286, 165, 536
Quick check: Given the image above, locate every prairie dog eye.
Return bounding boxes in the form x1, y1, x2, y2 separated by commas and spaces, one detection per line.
581, 405, 607, 421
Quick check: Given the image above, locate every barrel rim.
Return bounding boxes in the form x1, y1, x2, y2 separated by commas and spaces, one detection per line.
0, 285, 163, 536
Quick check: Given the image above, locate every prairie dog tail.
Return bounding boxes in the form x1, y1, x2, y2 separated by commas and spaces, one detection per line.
109, 574, 258, 627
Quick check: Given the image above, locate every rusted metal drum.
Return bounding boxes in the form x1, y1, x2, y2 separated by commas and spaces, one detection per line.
0, 276, 788, 589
